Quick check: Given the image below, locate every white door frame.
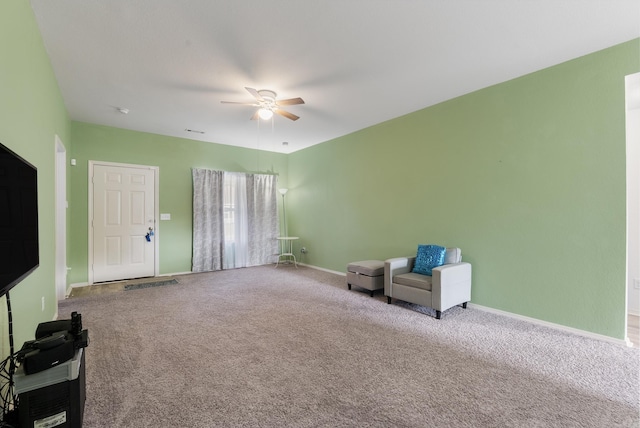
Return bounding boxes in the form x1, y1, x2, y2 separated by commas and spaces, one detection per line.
88, 160, 160, 285
55, 136, 67, 302
626, 72, 640, 328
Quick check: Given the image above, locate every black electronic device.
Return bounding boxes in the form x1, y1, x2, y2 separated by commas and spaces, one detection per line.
11, 312, 89, 426
19, 337, 75, 375
17, 312, 89, 375
16, 349, 86, 428
36, 320, 72, 339
0, 142, 40, 422
34, 331, 68, 350
0, 140, 39, 298
37, 312, 88, 347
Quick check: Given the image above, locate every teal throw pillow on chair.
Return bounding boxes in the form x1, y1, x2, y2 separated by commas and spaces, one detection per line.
412, 244, 446, 276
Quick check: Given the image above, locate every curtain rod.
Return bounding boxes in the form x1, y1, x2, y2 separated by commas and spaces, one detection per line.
191, 167, 280, 176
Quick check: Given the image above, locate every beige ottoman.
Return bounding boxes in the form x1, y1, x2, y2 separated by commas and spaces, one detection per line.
347, 260, 384, 297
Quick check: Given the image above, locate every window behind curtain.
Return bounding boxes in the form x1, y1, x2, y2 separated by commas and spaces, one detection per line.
192, 168, 279, 272
223, 172, 248, 269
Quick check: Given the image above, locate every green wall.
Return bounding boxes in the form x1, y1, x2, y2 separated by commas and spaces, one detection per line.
288, 39, 639, 339
68, 123, 288, 283
0, 0, 70, 349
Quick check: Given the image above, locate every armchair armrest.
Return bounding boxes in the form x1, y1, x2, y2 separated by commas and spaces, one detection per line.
431, 262, 472, 311
384, 256, 415, 296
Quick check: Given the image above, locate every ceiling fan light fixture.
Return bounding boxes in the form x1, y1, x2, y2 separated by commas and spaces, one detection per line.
221, 87, 304, 121
258, 108, 273, 120
257, 90, 277, 103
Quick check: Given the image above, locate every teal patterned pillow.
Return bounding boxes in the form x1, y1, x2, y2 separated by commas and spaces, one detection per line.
412, 244, 446, 276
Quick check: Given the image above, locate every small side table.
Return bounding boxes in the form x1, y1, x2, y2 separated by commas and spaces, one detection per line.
276, 237, 299, 268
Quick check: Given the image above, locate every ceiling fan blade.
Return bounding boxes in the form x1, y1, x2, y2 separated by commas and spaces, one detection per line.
245, 87, 264, 102
275, 109, 300, 121
250, 110, 260, 121
276, 97, 305, 106
221, 101, 259, 106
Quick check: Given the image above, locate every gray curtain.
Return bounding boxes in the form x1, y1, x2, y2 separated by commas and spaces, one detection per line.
192, 168, 224, 272
247, 174, 279, 266
192, 168, 279, 272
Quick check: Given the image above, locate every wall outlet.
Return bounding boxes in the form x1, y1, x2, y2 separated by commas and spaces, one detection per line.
41, 296, 45, 311
634, 278, 640, 290
301, 247, 308, 254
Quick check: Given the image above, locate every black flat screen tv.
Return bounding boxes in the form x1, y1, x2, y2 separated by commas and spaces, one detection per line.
0, 142, 39, 297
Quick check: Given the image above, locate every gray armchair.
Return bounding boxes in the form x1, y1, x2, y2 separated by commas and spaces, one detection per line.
384, 247, 471, 319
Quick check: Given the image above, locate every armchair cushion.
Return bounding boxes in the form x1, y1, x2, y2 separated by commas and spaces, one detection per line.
412, 244, 446, 276
394, 272, 433, 291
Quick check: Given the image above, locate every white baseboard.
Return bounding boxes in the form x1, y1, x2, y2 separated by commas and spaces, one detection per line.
469, 303, 630, 347
161, 271, 193, 277
70, 282, 89, 288
297, 262, 345, 277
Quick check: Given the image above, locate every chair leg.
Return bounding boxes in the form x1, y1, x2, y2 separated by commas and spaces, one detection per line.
462, 302, 467, 309
347, 283, 351, 290
436, 310, 442, 319
370, 290, 374, 297
387, 296, 392, 304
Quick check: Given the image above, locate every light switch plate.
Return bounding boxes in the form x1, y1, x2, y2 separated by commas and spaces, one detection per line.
160, 213, 171, 220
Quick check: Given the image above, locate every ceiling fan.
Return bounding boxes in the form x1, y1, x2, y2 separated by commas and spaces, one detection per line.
221, 87, 305, 121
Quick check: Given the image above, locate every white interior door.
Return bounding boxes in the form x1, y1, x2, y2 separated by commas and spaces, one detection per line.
91, 163, 157, 283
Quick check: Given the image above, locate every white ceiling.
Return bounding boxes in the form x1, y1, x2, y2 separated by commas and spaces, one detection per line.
30, 0, 639, 154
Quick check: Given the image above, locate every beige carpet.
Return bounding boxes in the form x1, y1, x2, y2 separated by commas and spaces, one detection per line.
59, 266, 640, 427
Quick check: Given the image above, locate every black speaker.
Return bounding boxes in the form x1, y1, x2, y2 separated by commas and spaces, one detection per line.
36, 320, 72, 339
19, 312, 89, 375
21, 337, 75, 375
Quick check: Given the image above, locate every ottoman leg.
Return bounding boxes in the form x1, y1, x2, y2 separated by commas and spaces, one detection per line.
370, 290, 374, 297
347, 283, 351, 290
